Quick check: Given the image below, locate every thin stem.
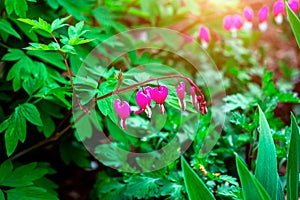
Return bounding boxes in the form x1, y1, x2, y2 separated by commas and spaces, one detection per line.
50, 33, 74, 89
95, 75, 205, 101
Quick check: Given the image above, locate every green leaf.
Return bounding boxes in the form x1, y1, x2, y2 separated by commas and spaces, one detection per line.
2, 49, 25, 61
20, 103, 43, 126
140, 0, 160, 25
286, 2, 300, 48
24, 42, 60, 51
181, 157, 215, 200
286, 114, 299, 200
51, 15, 71, 32
0, 160, 13, 182
235, 155, 271, 200
223, 94, 253, 112
255, 106, 277, 199
5, 0, 28, 17
5, 124, 18, 156
27, 50, 66, 70
14, 107, 27, 142
0, 19, 21, 39
0, 118, 10, 133
6, 186, 58, 200
18, 18, 51, 33
276, 175, 284, 200
0, 190, 4, 200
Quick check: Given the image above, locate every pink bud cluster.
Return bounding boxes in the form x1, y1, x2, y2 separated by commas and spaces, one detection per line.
113, 83, 207, 130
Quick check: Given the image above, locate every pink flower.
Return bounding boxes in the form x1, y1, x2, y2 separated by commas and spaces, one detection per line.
196, 96, 208, 115
190, 86, 197, 108
199, 26, 210, 49
288, 0, 299, 13
244, 7, 254, 22
134, 87, 152, 118
273, 0, 285, 16
176, 82, 186, 111
150, 85, 168, 114
258, 5, 269, 23
232, 14, 243, 30
258, 5, 269, 32
114, 99, 131, 130
273, 0, 285, 24
223, 15, 233, 31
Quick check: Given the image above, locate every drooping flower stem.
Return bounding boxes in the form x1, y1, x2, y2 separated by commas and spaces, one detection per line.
95, 75, 205, 102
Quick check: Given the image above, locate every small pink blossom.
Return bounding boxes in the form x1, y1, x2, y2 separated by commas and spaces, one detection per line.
190, 86, 197, 108
288, 0, 299, 13
134, 87, 152, 118
232, 14, 243, 30
244, 7, 254, 22
223, 15, 233, 31
199, 26, 210, 48
150, 85, 168, 114
114, 99, 131, 130
176, 82, 186, 111
258, 5, 269, 23
273, 0, 285, 17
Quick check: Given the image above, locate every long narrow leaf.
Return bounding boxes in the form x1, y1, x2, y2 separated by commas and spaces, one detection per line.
236, 155, 271, 200
255, 106, 277, 199
181, 157, 215, 200
286, 2, 300, 48
276, 175, 284, 200
286, 114, 299, 200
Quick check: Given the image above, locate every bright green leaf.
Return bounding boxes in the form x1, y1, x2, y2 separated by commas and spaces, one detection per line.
27, 50, 65, 70
2, 49, 25, 61
20, 103, 43, 126
18, 18, 51, 33
0, 19, 21, 39
255, 106, 277, 199
14, 0, 28, 17
14, 107, 27, 143
6, 186, 58, 200
181, 157, 215, 200
235, 155, 271, 200
286, 114, 299, 200
5, 124, 18, 156
0, 118, 10, 133
51, 15, 71, 31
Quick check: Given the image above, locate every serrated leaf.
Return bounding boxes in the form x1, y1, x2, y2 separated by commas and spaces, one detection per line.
51, 15, 71, 32
286, 2, 300, 48
0, 19, 21, 39
255, 106, 277, 199
14, 106, 27, 142
181, 157, 215, 200
20, 103, 43, 126
18, 18, 51, 33
286, 114, 299, 200
235, 155, 271, 200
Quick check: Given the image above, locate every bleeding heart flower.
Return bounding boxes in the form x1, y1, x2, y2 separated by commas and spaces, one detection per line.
223, 15, 233, 32
114, 99, 131, 130
258, 5, 269, 32
288, 0, 299, 13
243, 7, 254, 30
232, 14, 243, 30
244, 7, 254, 22
199, 25, 210, 49
150, 85, 168, 114
196, 96, 208, 114
190, 86, 197, 108
273, 0, 285, 24
134, 87, 152, 118
176, 82, 186, 111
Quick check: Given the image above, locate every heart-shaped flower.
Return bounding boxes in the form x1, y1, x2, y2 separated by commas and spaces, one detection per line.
176, 82, 186, 111
134, 87, 152, 118
190, 86, 197, 108
273, 0, 284, 24
150, 85, 168, 114
258, 5, 269, 32
288, 0, 299, 13
114, 99, 131, 130
199, 26, 210, 49
244, 7, 254, 22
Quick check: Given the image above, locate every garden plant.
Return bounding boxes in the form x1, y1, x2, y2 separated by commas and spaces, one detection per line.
0, 0, 299, 199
